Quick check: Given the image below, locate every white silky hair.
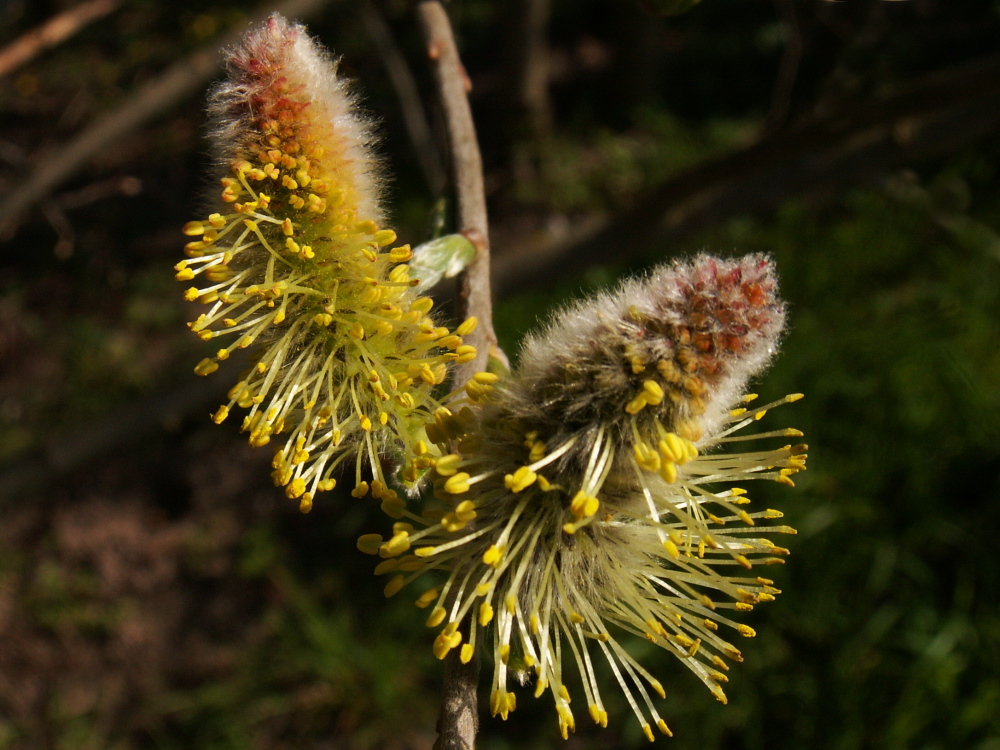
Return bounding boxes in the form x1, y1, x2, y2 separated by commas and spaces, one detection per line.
207, 13, 385, 222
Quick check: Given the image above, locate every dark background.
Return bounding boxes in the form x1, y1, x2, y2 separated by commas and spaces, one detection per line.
0, 0, 998, 748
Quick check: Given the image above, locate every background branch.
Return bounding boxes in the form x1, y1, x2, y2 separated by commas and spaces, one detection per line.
0, 0, 338, 234
0, 0, 120, 79
494, 52, 1000, 297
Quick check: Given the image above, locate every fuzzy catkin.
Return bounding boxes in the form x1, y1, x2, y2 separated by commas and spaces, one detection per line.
365, 254, 806, 739
178, 15, 477, 512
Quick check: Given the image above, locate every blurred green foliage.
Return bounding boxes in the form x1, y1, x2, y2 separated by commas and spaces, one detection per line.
1, 0, 999, 748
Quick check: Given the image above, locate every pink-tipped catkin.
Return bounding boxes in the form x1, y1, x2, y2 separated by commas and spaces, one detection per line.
510, 253, 785, 450
209, 14, 383, 221
179, 16, 480, 511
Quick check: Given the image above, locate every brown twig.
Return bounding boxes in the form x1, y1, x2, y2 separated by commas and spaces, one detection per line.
417, 2, 497, 747
0, 0, 120, 79
418, 0, 498, 390
0, 0, 338, 235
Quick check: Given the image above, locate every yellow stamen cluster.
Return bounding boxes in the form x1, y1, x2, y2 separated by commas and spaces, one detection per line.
179, 16, 476, 508
362, 384, 806, 738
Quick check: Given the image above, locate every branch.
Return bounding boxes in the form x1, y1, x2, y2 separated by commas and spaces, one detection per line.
418, 0, 499, 389
0, 0, 338, 234
493, 53, 1000, 297
417, 2, 497, 747
0, 0, 120, 79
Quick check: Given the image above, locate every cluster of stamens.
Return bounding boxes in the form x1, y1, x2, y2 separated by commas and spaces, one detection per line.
178, 16, 476, 509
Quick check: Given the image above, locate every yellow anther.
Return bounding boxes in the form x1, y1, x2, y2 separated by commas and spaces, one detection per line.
409, 296, 434, 313
213, 405, 229, 424
737, 624, 757, 638
683, 438, 698, 462
659, 460, 677, 484
429, 455, 460, 479
455, 316, 478, 336
633, 442, 661, 473
425, 606, 447, 629
373, 229, 397, 246
389, 244, 412, 262
659, 432, 686, 463
625, 393, 648, 414
504, 466, 537, 493
182, 221, 205, 236
415, 588, 439, 609
460, 644, 475, 664
482, 545, 503, 566
357, 534, 383, 555
351, 481, 369, 498
454, 345, 477, 364
569, 490, 599, 519
360, 416, 372, 431
283, 477, 305, 499
642, 724, 655, 742
444, 473, 471, 494
373, 559, 399, 575
432, 631, 458, 660
380, 531, 410, 558
381, 497, 406, 519
194, 358, 219, 376
499, 644, 511, 664
383, 574, 405, 598
657, 719, 673, 737
662, 538, 679, 559
455, 500, 477, 522
588, 704, 602, 725
642, 379, 665, 405
348, 322, 365, 339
